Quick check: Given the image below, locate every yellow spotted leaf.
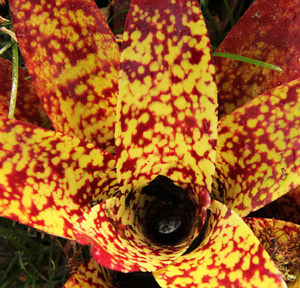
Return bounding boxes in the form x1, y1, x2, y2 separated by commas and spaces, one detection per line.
250, 186, 300, 225
64, 258, 115, 288
213, 78, 300, 217
0, 57, 50, 128
73, 191, 197, 273
115, 0, 218, 193
10, 0, 120, 152
0, 118, 118, 239
154, 200, 286, 288
214, 0, 300, 118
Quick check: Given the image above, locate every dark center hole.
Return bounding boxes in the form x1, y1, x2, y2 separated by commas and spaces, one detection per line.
141, 175, 196, 247
156, 212, 182, 234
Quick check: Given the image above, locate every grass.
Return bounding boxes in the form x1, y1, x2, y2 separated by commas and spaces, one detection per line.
0, 217, 68, 288
0, 217, 90, 288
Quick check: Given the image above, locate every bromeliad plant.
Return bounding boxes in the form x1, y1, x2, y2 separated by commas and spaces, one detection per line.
0, 0, 300, 287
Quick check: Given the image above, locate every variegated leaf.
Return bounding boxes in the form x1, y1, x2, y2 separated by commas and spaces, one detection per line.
0, 118, 117, 239
213, 78, 300, 217
154, 200, 286, 288
0, 57, 49, 127
115, 0, 218, 194
214, 0, 300, 118
10, 0, 120, 152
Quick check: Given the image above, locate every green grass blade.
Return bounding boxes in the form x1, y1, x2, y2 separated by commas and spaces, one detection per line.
223, 0, 235, 28
107, 9, 129, 24
23, 276, 32, 288
8, 41, 18, 119
0, 226, 41, 248
49, 245, 62, 287
0, 41, 14, 55
235, 0, 245, 22
0, 254, 18, 284
112, 27, 124, 34
213, 52, 282, 71
18, 250, 32, 279
4, 235, 33, 260
30, 264, 48, 282
0, 270, 21, 288
0, 21, 12, 27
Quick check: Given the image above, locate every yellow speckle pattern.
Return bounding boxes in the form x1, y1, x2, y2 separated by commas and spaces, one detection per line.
0, 58, 50, 128
73, 186, 205, 273
258, 186, 300, 225
10, 0, 120, 153
0, 118, 118, 239
213, 78, 300, 217
214, 0, 300, 118
0, 0, 297, 286
154, 200, 286, 288
115, 0, 217, 193
64, 258, 115, 288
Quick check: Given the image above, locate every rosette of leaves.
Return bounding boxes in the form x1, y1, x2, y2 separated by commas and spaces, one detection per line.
0, 0, 300, 287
